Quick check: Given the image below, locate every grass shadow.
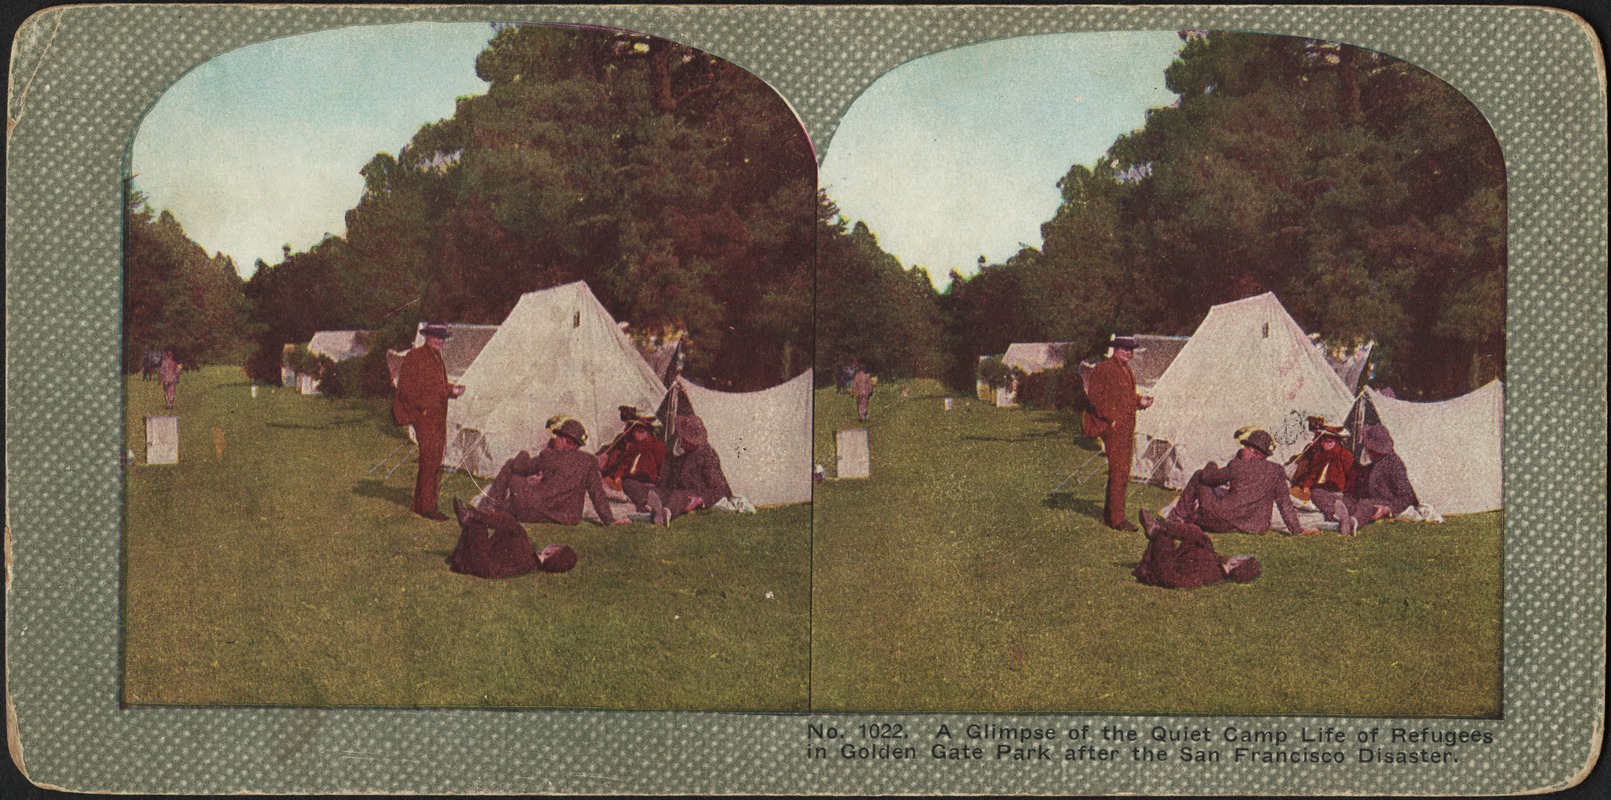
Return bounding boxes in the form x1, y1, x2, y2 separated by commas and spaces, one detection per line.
960, 430, 1064, 443
1043, 494, 1104, 519
352, 479, 415, 509
267, 416, 369, 430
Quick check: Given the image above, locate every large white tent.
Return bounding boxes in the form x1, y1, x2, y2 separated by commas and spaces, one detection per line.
446, 282, 666, 477
672, 370, 814, 507
1348, 381, 1504, 515
1133, 293, 1356, 488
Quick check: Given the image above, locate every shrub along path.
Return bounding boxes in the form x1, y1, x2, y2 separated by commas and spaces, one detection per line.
123, 367, 809, 710
811, 380, 1500, 716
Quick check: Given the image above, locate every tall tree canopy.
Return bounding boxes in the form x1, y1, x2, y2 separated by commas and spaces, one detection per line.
814, 191, 945, 381
928, 32, 1506, 400
124, 190, 251, 370
243, 24, 814, 391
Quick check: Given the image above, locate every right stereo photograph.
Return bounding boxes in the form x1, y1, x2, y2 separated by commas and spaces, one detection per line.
812, 29, 1504, 718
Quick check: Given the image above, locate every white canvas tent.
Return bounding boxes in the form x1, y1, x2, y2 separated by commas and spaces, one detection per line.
297, 330, 370, 395
1133, 293, 1355, 488
671, 370, 814, 507
446, 282, 666, 477
1348, 381, 1504, 515
995, 341, 1071, 406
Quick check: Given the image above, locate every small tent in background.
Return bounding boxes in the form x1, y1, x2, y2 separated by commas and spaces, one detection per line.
1348, 381, 1504, 515
1133, 293, 1355, 488
446, 282, 666, 477
1078, 334, 1192, 393
668, 370, 814, 507
386, 322, 500, 386
297, 330, 370, 395
994, 341, 1071, 406
1128, 335, 1191, 389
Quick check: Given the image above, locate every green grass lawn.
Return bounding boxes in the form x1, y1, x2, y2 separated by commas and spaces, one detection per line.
122, 367, 809, 710
811, 380, 1501, 716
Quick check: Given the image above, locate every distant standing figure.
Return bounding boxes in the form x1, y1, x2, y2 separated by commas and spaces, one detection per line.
851, 364, 875, 422
1081, 334, 1154, 531
392, 323, 466, 521
1313, 424, 1419, 536
158, 349, 181, 409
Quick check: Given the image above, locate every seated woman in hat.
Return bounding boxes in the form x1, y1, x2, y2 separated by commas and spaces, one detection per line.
597, 407, 668, 492
1289, 419, 1355, 502
624, 414, 731, 527
1312, 424, 1419, 536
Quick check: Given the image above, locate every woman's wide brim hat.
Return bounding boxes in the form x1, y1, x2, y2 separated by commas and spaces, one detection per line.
677, 415, 709, 449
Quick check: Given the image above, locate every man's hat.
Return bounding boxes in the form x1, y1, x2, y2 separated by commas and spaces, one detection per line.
537, 544, 578, 573
1110, 334, 1142, 351
421, 322, 452, 339
676, 415, 709, 449
1223, 555, 1262, 583
554, 418, 588, 446
1235, 426, 1275, 456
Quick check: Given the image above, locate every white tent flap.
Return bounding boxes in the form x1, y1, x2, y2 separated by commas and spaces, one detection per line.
1353, 382, 1503, 515
676, 370, 814, 507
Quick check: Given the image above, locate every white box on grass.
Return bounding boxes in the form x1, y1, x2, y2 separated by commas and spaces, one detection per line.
835, 428, 870, 479
144, 415, 178, 465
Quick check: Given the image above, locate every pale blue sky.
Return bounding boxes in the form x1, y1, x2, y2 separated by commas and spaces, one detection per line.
131, 22, 494, 276
819, 31, 1184, 290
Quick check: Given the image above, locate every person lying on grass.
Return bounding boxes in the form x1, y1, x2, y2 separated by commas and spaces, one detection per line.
1133, 509, 1262, 589
1311, 423, 1420, 536
623, 414, 731, 527
459, 417, 630, 528
448, 499, 579, 579
1168, 427, 1320, 537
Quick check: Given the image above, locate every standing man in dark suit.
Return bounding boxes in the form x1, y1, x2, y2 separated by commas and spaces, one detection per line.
1081, 334, 1154, 531
393, 323, 465, 521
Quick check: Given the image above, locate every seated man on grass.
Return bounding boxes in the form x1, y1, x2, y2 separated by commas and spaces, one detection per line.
455, 417, 630, 529
1168, 427, 1319, 537
624, 415, 731, 527
1312, 423, 1420, 536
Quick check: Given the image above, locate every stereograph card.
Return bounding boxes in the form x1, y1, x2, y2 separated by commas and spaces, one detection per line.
4, 3, 1605, 796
